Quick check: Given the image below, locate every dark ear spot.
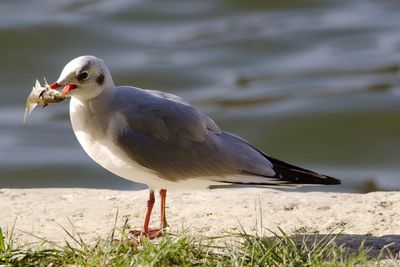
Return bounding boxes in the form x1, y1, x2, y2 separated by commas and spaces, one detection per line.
96, 73, 105, 85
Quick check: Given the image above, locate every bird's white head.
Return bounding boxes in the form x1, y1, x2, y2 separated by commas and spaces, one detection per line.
50, 55, 114, 100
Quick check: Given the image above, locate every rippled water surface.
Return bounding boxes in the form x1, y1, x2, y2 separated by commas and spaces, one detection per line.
1, 0, 400, 192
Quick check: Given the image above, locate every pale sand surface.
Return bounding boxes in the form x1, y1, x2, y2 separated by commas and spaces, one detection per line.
1, 188, 400, 255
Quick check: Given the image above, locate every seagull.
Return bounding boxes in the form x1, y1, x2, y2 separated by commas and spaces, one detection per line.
50, 55, 340, 238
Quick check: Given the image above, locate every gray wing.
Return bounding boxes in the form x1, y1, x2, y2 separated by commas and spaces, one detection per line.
110, 86, 279, 184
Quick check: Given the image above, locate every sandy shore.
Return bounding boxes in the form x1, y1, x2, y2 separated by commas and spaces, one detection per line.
1, 188, 400, 255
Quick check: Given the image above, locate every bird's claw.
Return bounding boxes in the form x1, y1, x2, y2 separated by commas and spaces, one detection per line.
112, 229, 164, 247
128, 228, 164, 240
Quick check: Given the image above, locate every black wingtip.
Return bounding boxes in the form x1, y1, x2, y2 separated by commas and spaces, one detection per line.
323, 175, 341, 185
268, 156, 341, 185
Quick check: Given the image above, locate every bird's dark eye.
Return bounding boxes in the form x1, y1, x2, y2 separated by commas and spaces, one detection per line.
77, 71, 89, 81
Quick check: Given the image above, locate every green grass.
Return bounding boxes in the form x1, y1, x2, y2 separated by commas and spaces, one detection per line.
0, 223, 389, 267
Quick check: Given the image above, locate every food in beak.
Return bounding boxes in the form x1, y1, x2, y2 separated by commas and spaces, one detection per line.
23, 78, 68, 124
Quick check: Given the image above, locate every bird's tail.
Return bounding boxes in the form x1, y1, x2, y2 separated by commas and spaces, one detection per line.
266, 156, 341, 185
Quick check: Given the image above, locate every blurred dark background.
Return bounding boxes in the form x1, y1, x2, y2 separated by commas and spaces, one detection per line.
1, 0, 400, 192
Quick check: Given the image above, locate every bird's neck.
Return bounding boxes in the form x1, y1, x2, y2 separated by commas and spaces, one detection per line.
70, 88, 114, 140
78, 87, 113, 111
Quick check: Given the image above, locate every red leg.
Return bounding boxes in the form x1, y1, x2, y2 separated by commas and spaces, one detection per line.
143, 190, 155, 233
129, 190, 159, 238
160, 189, 169, 229
129, 189, 165, 240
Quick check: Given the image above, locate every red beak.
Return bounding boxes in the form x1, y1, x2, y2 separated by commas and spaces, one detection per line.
61, 84, 77, 95
49, 82, 77, 95
50, 82, 59, 89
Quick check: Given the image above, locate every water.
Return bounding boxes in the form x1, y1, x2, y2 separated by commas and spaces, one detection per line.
1, 0, 400, 192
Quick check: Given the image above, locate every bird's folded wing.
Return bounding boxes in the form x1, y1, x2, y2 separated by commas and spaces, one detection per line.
110, 87, 278, 183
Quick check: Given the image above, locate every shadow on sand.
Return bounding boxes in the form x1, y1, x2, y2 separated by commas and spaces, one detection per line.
291, 233, 400, 259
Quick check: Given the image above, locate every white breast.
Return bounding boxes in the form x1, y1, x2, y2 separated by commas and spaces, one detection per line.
69, 98, 219, 190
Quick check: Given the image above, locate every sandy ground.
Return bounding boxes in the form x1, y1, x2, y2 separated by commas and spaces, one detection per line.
1, 188, 400, 256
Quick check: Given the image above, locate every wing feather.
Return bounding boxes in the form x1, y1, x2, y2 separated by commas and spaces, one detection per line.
111, 86, 276, 183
